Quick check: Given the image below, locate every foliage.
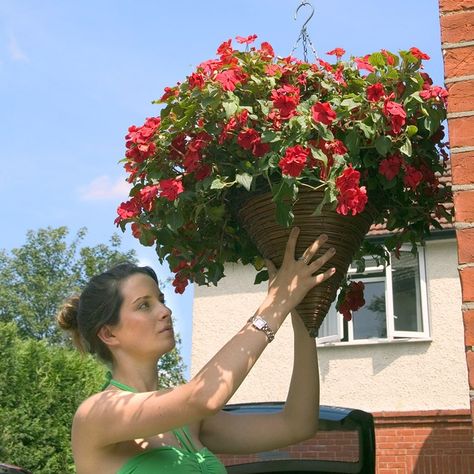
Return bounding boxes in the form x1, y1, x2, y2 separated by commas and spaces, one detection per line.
0, 226, 137, 342
114, 35, 451, 302
0, 322, 104, 473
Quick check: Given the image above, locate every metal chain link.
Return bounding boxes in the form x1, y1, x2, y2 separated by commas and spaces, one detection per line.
291, 1, 319, 62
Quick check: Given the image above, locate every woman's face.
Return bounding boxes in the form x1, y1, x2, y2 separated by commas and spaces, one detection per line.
112, 272, 175, 359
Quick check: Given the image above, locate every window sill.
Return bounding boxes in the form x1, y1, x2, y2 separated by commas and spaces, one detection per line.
317, 337, 432, 348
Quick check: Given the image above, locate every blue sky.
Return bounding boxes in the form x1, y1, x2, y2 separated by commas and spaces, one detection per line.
1, 0, 444, 379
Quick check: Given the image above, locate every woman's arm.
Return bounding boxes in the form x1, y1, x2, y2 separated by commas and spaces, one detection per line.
74, 228, 334, 448
199, 241, 334, 454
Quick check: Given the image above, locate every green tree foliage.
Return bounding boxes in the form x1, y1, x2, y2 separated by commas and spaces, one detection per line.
0, 322, 104, 473
0, 227, 187, 472
0, 226, 137, 342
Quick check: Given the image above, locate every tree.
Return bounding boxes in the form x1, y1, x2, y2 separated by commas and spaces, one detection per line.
0, 227, 187, 472
0, 226, 136, 342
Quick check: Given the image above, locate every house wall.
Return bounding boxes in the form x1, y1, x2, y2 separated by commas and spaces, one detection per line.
439, 0, 474, 434
191, 239, 469, 411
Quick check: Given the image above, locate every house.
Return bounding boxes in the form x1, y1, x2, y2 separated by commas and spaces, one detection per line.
191, 2, 474, 471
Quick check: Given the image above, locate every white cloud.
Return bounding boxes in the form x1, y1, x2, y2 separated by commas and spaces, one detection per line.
8, 34, 29, 62
79, 175, 131, 201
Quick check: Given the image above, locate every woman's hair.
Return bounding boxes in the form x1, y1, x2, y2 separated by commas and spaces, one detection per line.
57, 262, 159, 363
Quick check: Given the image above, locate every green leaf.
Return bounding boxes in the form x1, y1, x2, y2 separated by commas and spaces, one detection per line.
210, 178, 226, 189
340, 98, 360, 110
406, 125, 418, 137
222, 101, 238, 119
275, 200, 294, 227
357, 122, 374, 139
400, 138, 413, 157
375, 135, 392, 156
261, 130, 279, 143
369, 52, 385, 67
166, 212, 184, 232
345, 129, 360, 156
254, 269, 269, 285
235, 173, 253, 191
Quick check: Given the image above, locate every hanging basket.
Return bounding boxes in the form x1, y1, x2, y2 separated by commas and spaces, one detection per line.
238, 188, 378, 337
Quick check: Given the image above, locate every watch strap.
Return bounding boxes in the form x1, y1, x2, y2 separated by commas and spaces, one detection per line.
248, 315, 275, 342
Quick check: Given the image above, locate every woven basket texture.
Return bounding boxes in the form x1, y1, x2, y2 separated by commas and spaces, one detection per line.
239, 188, 376, 337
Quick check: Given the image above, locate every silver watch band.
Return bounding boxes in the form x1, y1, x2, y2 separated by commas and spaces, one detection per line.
248, 315, 275, 342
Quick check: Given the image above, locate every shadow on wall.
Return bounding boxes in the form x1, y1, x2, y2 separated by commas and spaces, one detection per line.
412, 423, 474, 474
375, 410, 474, 473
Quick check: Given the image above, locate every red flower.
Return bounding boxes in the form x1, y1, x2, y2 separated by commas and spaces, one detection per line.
271, 84, 300, 120
383, 100, 407, 134
217, 39, 234, 61
131, 223, 155, 246
198, 59, 222, 75
169, 134, 187, 161
335, 166, 368, 215
366, 83, 385, 102
409, 47, 430, 60
237, 128, 260, 150
381, 49, 395, 66
188, 72, 205, 89
318, 59, 333, 72
354, 56, 375, 72
403, 165, 423, 189
259, 42, 275, 61
172, 274, 189, 294
236, 34, 258, 45
237, 128, 269, 157
195, 164, 212, 181
214, 68, 247, 91
159, 179, 184, 201
114, 197, 141, 224
338, 281, 365, 321
278, 145, 310, 177
183, 150, 201, 173
160, 86, 179, 102
379, 154, 403, 181
420, 85, 448, 103
188, 131, 212, 152
139, 185, 159, 212
326, 47, 346, 58
311, 102, 336, 125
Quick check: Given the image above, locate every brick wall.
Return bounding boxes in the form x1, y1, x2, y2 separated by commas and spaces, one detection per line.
375, 410, 474, 473
439, 0, 474, 434
219, 410, 474, 473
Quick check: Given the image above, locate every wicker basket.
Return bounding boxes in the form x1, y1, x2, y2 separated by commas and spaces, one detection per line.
238, 188, 377, 337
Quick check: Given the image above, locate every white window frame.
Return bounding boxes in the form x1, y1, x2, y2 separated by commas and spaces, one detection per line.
317, 245, 430, 345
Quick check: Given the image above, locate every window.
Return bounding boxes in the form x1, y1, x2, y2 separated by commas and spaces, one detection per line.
317, 246, 429, 344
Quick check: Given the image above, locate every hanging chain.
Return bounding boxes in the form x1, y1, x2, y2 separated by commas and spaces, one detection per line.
291, 1, 319, 62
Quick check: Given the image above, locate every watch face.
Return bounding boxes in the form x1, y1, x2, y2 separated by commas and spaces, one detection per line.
254, 317, 266, 330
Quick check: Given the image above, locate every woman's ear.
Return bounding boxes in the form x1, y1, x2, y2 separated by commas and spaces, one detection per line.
97, 325, 119, 347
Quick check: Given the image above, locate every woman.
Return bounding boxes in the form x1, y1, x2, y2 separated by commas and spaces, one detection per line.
57, 227, 336, 473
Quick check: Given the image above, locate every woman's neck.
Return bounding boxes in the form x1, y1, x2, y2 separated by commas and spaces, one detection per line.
111, 359, 160, 392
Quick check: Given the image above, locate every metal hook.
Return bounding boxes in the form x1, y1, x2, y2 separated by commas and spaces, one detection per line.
294, 1, 315, 31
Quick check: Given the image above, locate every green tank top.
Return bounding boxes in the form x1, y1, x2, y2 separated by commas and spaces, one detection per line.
103, 375, 227, 474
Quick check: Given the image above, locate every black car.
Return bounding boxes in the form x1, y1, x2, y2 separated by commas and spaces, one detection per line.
223, 403, 376, 474
0, 464, 31, 474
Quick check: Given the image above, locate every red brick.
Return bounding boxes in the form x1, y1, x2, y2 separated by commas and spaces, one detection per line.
447, 80, 474, 114
457, 228, 474, 263
451, 151, 474, 185
467, 351, 474, 389
444, 46, 474, 77
440, 0, 474, 13
448, 115, 474, 148
459, 266, 474, 301
441, 11, 474, 43
463, 309, 474, 347
454, 190, 474, 222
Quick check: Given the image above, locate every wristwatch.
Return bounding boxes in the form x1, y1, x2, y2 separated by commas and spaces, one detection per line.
248, 315, 275, 342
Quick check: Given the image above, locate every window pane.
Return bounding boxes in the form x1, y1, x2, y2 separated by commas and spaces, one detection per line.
352, 280, 387, 339
318, 302, 339, 338
392, 252, 422, 332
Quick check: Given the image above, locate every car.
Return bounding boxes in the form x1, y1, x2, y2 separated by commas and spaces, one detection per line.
222, 403, 376, 474
0, 464, 32, 474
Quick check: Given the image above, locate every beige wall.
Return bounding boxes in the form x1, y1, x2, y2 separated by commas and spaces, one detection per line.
191, 238, 469, 412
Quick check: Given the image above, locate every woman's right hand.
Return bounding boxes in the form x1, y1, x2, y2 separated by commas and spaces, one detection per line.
264, 227, 336, 314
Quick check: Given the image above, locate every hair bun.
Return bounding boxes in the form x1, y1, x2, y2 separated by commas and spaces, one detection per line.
57, 295, 80, 332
